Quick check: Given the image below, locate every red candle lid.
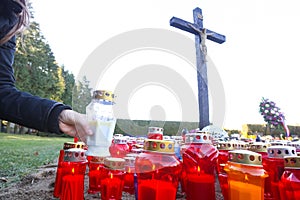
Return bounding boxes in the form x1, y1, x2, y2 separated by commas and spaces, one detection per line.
64, 148, 87, 162
228, 150, 262, 166
144, 139, 175, 154
104, 157, 125, 170
249, 142, 271, 153
184, 132, 212, 144
267, 145, 297, 158
284, 156, 300, 169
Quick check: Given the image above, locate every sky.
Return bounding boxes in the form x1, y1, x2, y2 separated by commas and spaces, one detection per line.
30, 0, 300, 130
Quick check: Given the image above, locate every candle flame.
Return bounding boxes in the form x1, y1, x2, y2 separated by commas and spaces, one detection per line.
97, 166, 100, 171
128, 167, 131, 173
110, 172, 113, 179
72, 168, 75, 174
245, 174, 249, 182
197, 166, 200, 173
117, 151, 120, 155
152, 164, 155, 171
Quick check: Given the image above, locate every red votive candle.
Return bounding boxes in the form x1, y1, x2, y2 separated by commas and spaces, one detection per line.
53, 142, 86, 198
60, 148, 88, 200
109, 137, 130, 158
147, 127, 164, 140
88, 156, 106, 194
217, 141, 237, 200
249, 142, 272, 200
279, 156, 300, 200
100, 157, 126, 200
182, 132, 218, 200
264, 145, 297, 200
123, 156, 136, 195
136, 139, 182, 200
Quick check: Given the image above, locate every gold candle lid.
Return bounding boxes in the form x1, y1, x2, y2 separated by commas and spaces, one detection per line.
217, 141, 239, 150
144, 139, 175, 154
267, 145, 297, 158
93, 90, 115, 102
184, 132, 212, 144
124, 156, 136, 166
228, 150, 262, 166
90, 156, 106, 163
64, 148, 87, 162
104, 157, 125, 170
284, 156, 300, 169
63, 142, 86, 150
249, 142, 271, 153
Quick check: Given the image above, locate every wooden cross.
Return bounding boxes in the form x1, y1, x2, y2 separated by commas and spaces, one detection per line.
170, 7, 226, 130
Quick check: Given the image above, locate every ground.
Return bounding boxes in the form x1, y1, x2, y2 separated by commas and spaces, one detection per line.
0, 163, 224, 200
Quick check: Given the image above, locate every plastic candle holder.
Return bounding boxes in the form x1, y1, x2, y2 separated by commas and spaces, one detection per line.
135, 139, 182, 200
60, 148, 88, 200
147, 127, 164, 140
109, 137, 130, 158
249, 142, 272, 200
182, 132, 218, 200
53, 142, 86, 198
217, 141, 238, 200
123, 156, 136, 195
100, 157, 126, 200
224, 150, 268, 200
87, 156, 106, 194
264, 145, 297, 200
279, 156, 300, 200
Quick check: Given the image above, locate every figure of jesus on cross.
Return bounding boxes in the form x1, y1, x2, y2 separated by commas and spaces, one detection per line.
170, 7, 226, 130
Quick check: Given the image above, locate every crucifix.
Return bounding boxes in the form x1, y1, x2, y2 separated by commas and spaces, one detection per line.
170, 7, 226, 130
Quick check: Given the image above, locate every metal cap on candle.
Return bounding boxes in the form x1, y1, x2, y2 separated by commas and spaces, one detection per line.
249, 142, 271, 153
104, 157, 125, 170
64, 148, 87, 162
144, 139, 175, 154
63, 142, 86, 150
284, 156, 300, 169
90, 156, 106, 164
267, 145, 297, 158
228, 150, 262, 166
113, 137, 127, 144
126, 153, 139, 158
288, 141, 300, 151
217, 141, 238, 151
184, 132, 212, 144
124, 156, 136, 166
93, 90, 115, 102
148, 127, 164, 136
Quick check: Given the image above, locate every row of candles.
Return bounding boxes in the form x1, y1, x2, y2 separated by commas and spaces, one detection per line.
53, 127, 300, 200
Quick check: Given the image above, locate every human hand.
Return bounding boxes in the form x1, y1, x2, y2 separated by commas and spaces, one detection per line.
58, 110, 93, 143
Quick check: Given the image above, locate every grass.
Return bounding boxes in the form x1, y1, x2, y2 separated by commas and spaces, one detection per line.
0, 132, 72, 187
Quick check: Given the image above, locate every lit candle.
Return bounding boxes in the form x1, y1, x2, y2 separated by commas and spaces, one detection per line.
61, 168, 85, 200
53, 142, 86, 198
264, 145, 297, 200
181, 132, 218, 200
100, 157, 125, 200
135, 139, 182, 200
123, 156, 136, 195
224, 150, 268, 200
60, 148, 87, 200
279, 156, 300, 199
88, 156, 106, 194
147, 127, 164, 140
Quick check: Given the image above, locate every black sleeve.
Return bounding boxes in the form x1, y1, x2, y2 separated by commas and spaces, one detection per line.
0, 36, 71, 134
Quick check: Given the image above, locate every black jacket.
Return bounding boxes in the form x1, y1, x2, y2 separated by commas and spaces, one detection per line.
0, 2, 70, 134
